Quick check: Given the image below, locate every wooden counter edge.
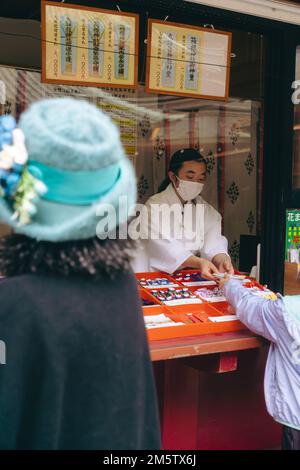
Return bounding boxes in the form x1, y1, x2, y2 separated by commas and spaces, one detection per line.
149, 329, 265, 361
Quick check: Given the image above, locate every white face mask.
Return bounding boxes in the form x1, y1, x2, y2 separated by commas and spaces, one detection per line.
175, 177, 204, 201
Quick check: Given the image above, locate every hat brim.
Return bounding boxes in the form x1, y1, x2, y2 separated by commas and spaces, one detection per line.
0, 158, 136, 242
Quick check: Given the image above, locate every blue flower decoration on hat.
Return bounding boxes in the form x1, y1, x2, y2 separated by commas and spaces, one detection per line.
0, 115, 47, 225
0, 98, 137, 242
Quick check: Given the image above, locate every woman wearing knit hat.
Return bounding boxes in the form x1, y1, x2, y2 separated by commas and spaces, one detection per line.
0, 98, 160, 450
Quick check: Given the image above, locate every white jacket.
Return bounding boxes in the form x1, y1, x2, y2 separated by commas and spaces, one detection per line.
133, 184, 228, 273
224, 280, 300, 431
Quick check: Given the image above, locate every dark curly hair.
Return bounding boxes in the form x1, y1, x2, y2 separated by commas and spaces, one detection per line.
0, 233, 136, 279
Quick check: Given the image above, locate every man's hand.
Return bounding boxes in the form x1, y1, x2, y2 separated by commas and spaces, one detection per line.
197, 258, 219, 280
212, 254, 234, 274
180, 255, 220, 280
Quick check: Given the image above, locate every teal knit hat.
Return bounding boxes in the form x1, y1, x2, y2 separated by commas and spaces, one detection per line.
0, 97, 136, 241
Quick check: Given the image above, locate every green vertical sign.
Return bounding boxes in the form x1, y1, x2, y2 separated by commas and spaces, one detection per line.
285, 209, 300, 261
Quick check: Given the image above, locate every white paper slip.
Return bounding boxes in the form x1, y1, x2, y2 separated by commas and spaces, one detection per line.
182, 281, 217, 287
213, 273, 246, 280
146, 322, 185, 329
144, 283, 179, 289
144, 314, 170, 324
164, 298, 202, 306
208, 315, 237, 322
197, 295, 227, 303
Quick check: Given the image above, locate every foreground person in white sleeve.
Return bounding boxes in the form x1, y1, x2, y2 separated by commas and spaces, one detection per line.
134, 148, 234, 279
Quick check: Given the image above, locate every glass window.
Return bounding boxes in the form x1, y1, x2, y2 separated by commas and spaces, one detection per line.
0, 28, 265, 272
292, 46, 300, 190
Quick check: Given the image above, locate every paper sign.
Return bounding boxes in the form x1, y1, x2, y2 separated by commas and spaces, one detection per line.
42, 1, 138, 88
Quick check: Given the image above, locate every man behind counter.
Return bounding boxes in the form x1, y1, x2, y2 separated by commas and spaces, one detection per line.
134, 148, 234, 280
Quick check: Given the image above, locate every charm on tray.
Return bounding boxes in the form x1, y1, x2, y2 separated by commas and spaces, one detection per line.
150, 287, 202, 305
194, 287, 227, 303
139, 277, 179, 288
141, 298, 156, 306
174, 271, 217, 286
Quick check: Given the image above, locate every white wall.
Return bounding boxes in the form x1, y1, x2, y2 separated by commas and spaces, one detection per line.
185, 0, 300, 25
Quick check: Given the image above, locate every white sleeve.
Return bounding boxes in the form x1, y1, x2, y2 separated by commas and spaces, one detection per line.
140, 201, 192, 274
224, 280, 284, 342
146, 238, 192, 274
200, 207, 229, 261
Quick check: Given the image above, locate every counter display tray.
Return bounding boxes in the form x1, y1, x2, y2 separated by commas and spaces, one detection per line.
137, 270, 271, 341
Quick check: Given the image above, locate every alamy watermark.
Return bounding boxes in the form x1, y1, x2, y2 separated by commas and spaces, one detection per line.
0, 340, 6, 365
292, 81, 300, 104
95, 197, 204, 250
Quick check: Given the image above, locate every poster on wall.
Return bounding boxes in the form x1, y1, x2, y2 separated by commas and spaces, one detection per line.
145, 19, 232, 100
96, 88, 137, 168
285, 209, 300, 262
41, 1, 139, 88
0, 66, 139, 169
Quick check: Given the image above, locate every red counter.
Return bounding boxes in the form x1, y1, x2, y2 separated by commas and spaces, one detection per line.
150, 331, 281, 450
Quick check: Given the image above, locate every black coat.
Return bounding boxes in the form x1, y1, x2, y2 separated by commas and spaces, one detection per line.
0, 272, 160, 450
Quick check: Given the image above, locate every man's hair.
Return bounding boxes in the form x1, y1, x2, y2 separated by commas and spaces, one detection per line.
158, 148, 206, 192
